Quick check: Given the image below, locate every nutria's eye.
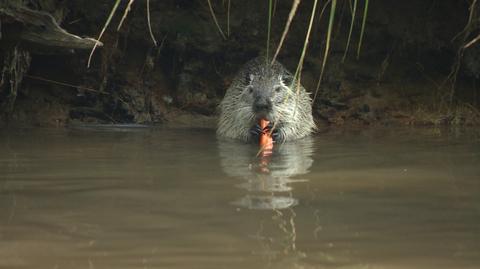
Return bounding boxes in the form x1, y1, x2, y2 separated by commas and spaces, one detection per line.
280, 75, 293, 86
274, 86, 282, 93
247, 86, 253, 94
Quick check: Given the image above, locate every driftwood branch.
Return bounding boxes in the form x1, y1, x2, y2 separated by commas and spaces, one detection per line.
0, 3, 102, 50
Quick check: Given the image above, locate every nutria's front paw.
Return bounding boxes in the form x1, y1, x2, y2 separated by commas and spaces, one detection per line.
271, 127, 284, 142
249, 123, 264, 143
249, 122, 283, 143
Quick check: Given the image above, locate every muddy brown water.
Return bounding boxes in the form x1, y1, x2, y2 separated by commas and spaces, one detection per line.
0, 126, 479, 269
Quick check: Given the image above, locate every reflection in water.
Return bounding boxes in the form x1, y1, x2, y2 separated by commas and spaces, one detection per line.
248, 208, 308, 268
218, 138, 315, 267
1, 127, 479, 269
218, 137, 314, 210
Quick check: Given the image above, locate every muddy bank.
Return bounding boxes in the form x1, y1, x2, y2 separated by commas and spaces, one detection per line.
1, 0, 479, 127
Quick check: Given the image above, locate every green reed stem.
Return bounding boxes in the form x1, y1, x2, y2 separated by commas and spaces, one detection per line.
342, 0, 357, 62
314, 0, 337, 102
267, 0, 273, 63
356, 0, 369, 59
207, 0, 227, 40
87, 0, 121, 67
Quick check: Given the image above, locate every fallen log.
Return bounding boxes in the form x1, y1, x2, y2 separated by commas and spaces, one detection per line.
0, 3, 102, 51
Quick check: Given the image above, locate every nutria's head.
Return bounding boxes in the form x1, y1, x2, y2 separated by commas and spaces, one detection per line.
239, 67, 295, 122
218, 57, 315, 142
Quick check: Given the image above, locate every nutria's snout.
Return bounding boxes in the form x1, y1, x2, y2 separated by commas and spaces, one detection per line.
253, 97, 273, 119
253, 98, 272, 112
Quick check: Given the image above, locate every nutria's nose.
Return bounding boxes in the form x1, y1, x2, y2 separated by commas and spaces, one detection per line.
253, 98, 272, 112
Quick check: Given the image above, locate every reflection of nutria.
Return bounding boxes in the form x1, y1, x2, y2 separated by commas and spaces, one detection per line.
217, 57, 316, 142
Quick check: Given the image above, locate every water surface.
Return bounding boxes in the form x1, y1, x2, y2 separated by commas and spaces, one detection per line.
0, 126, 479, 269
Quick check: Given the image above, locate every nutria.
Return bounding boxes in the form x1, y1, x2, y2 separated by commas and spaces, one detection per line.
217, 57, 316, 142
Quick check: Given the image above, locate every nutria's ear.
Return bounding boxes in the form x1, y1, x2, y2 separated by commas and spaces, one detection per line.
280, 75, 294, 86
245, 73, 254, 85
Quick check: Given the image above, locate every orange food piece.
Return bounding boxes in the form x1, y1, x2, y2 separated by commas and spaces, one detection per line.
258, 119, 273, 170
259, 119, 273, 150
